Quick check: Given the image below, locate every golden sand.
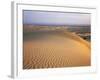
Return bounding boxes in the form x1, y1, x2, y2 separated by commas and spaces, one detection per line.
23, 30, 90, 69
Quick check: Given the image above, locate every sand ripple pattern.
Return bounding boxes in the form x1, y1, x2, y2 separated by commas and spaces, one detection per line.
23, 30, 90, 69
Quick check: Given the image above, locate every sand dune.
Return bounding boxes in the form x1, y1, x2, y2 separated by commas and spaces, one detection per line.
23, 30, 90, 69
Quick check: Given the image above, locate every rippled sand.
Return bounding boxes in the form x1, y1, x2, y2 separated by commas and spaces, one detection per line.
23, 30, 90, 69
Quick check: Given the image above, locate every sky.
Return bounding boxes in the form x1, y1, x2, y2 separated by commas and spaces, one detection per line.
23, 10, 91, 26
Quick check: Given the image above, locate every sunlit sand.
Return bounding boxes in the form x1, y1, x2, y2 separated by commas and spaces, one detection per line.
23, 30, 90, 69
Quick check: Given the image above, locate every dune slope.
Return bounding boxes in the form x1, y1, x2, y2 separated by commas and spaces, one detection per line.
23, 30, 90, 69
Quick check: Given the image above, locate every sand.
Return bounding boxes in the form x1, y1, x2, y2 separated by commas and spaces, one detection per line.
23, 30, 90, 69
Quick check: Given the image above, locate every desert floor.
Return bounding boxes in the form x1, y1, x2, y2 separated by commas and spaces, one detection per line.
23, 30, 90, 69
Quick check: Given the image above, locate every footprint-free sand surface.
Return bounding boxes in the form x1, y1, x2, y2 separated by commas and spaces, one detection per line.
23, 30, 90, 69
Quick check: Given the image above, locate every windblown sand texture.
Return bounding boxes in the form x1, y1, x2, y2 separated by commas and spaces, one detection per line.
23, 29, 90, 69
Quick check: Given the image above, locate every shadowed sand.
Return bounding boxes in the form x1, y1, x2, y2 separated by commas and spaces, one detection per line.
23, 30, 90, 69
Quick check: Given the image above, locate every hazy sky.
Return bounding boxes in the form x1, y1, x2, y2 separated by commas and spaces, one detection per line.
23, 10, 91, 26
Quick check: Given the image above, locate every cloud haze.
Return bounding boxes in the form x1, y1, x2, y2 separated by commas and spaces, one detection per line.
23, 10, 91, 26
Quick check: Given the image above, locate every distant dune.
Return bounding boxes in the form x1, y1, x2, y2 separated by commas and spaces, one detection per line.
23, 30, 90, 69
